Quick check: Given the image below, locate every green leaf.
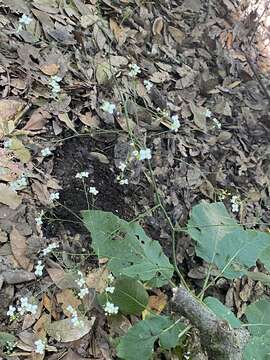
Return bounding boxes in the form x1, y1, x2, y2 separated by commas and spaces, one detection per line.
204, 297, 242, 328
117, 316, 186, 360
100, 276, 148, 315
187, 201, 270, 278
244, 330, 270, 360
246, 271, 270, 287
246, 300, 270, 337
82, 210, 174, 287
0, 331, 16, 347
159, 320, 186, 349
259, 245, 270, 272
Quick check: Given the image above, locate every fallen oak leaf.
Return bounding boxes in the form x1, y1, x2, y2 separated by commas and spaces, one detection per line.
39, 63, 60, 76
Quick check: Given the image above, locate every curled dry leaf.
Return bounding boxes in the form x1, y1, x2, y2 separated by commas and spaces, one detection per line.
23, 108, 51, 131
47, 267, 78, 289
79, 112, 100, 128
56, 289, 81, 315
10, 226, 31, 270
86, 267, 109, 293
0, 183, 22, 209
2, 270, 35, 284
110, 18, 127, 46
0, 99, 26, 138
46, 317, 96, 342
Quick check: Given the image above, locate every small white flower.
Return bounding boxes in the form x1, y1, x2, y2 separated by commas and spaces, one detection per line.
51, 76, 62, 83
75, 171, 89, 179
35, 210, 44, 226
76, 277, 86, 287
144, 80, 153, 92
118, 162, 126, 172
41, 148, 52, 157
212, 118, 221, 129
105, 286, 115, 294
34, 339, 45, 354
205, 109, 212, 118
28, 304, 38, 315
78, 287, 89, 299
10, 176, 27, 191
66, 305, 75, 314
132, 150, 139, 157
89, 187, 99, 195
107, 274, 115, 283
171, 114, 180, 132
18, 297, 38, 315
104, 301, 119, 315
49, 76, 62, 96
42, 242, 59, 256
100, 101, 116, 114
34, 260, 44, 277
49, 192, 59, 202
19, 14, 32, 25
7, 305, 16, 317
4, 139, 11, 148
128, 64, 141, 77
139, 148, 152, 161
231, 195, 240, 213
119, 179, 129, 185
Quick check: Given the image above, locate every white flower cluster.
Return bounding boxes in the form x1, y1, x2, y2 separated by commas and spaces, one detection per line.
128, 64, 141, 77
231, 195, 240, 213
10, 176, 27, 191
42, 242, 59, 256
101, 101, 116, 114
35, 210, 44, 226
104, 301, 119, 315
41, 147, 52, 157
34, 260, 44, 277
107, 273, 114, 283
49, 75, 62, 96
171, 114, 180, 132
66, 305, 84, 327
7, 297, 38, 318
17, 14, 32, 32
75, 271, 89, 299
89, 186, 99, 195
119, 178, 128, 185
34, 339, 46, 354
212, 118, 221, 129
116, 162, 128, 185
3, 139, 11, 148
144, 80, 153, 92
105, 286, 115, 294
49, 192, 59, 202
76, 171, 89, 179
118, 162, 126, 172
205, 109, 212, 118
139, 148, 152, 161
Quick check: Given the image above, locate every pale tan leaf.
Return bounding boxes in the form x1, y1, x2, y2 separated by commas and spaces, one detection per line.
46, 317, 95, 342
189, 102, 207, 132
39, 63, 60, 76
79, 112, 100, 128
47, 268, 78, 289
9, 138, 31, 163
58, 113, 76, 132
89, 151, 109, 164
168, 26, 185, 44
56, 289, 81, 315
86, 267, 109, 293
150, 71, 170, 83
109, 19, 127, 46
10, 227, 31, 270
116, 116, 136, 132
152, 17, 164, 35
96, 62, 112, 84
0, 99, 26, 122
0, 183, 22, 209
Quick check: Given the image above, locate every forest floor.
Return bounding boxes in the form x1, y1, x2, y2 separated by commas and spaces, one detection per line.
0, 0, 270, 359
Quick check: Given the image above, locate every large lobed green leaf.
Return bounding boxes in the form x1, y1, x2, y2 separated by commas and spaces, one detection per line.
82, 210, 174, 287
204, 297, 242, 328
117, 316, 186, 360
187, 201, 270, 278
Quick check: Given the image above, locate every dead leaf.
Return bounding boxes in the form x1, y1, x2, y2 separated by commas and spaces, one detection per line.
79, 112, 100, 128
96, 62, 112, 84
46, 317, 95, 342
23, 109, 51, 131
56, 289, 81, 315
9, 137, 31, 163
152, 17, 164, 35
47, 268, 78, 289
189, 102, 207, 132
10, 227, 31, 270
89, 152, 109, 164
150, 71, 170, 83
86, 267, 109, 293
168, 26, 185, 44
110, 19, 127, 46
148, 291, 167, 314
40, 63, 60, 76
33, 314, 51, 338
2, 270, 35, 284
0, 99, 26, 138
58, 113, 76, 132
0, 183, 22, 209
116, 116, 136, 132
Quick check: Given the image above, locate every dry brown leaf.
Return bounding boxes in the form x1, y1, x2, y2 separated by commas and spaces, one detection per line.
47, 267, 78, 289
150, 71, 170, 83
9, 137, 31, 163
79, 112, 100, 128
96, 62, 112, 84
46, 317, 95, 342
23, 109, 51, 131
0, 99, 26, 122
33, 314, 50, 338
0, 183, 22, 209
58, 113, 76, 132
148, 291, 167, 314
109, 18, 127, 46
168, 26, 185, 44
40, 63, 60, 76
10, 227, 31, 270
56, 289, 81, 315
152, 17, 164, 35
2, 270, 35, 284
86, 267, 109, 293
89, 151, 109, 164
116, 116, 136, 132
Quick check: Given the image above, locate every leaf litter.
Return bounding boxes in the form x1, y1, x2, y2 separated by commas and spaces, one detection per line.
0, 0, 270, 358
